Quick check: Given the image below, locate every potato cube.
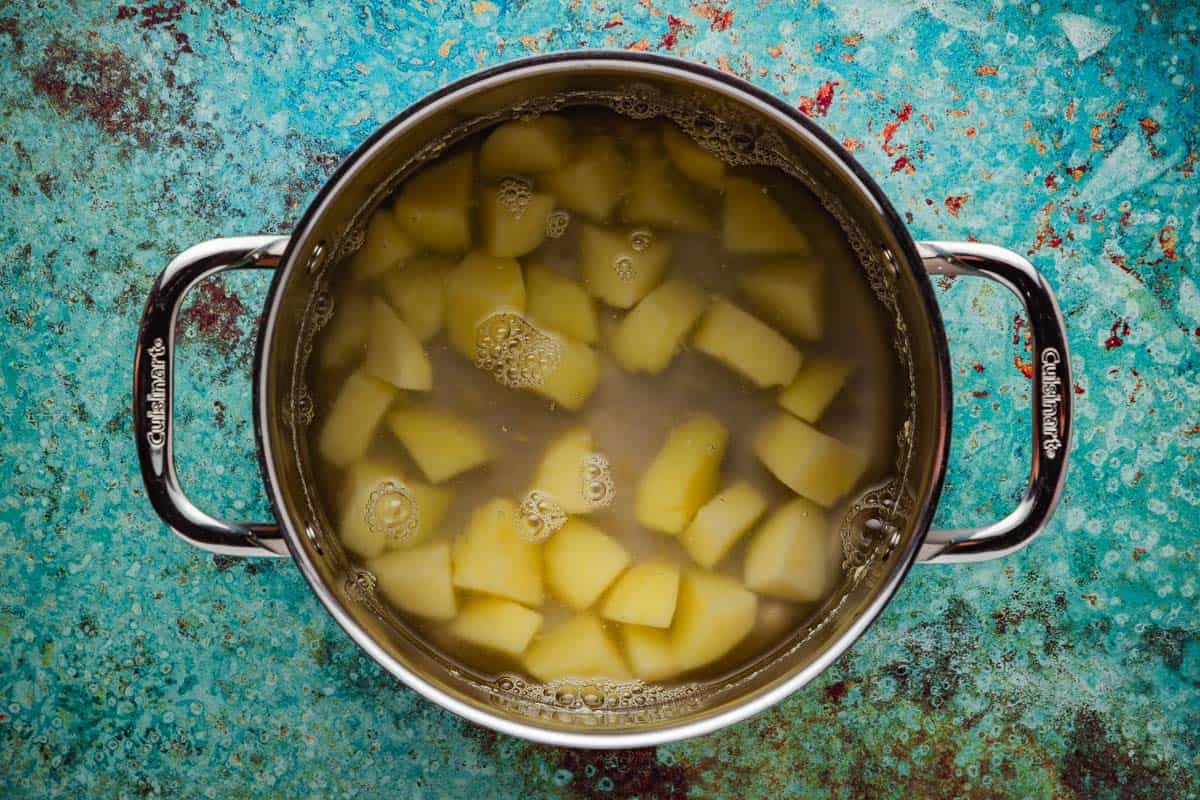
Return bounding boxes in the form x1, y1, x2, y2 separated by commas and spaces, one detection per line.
523, 613, 630, 681
544, 519, 631, 611
621, 155, 713, 234
337, 459, 452, 559
386, 405, 492, 483
525, 264, 599, 344
364, 298, 433, 391
737, 260, 824, 340
452, 498, 543, 606
530, 335, 599, 411
318, 292, 368, 370
661, 124, 725, 189
479, 115, 573, 178
529, 427, 599, 514
743, 497, 838, 602
580, 223, 672, 309
367, 541, 456, 620
635, 415, 728, 534
480, 185, 556, 258
381, 254, 453, 342
609, 279, 707, 374
670, 569, 757, 672
620, 625, 679, 681
754, 414, 868, 507
722, 176, 810, 255
443, 250, 526, 357
778, 357, 854, 423
542, 134, 628, 221
393, 151, 473, 254
449, 597, 543, 657
693, 299, 802, 388
600, 561, 680, 629
680, 481, 768, 569
346, 207, 417, 281
317, 371, 397, 468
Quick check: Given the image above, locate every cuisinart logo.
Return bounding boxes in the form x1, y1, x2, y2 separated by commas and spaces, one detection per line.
145, 338, 167, 448
1040, 347, 1064, 460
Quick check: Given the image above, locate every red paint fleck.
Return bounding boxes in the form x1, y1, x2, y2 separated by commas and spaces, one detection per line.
797, 80, 839, 117
1068, 164, 1089, 180
841, 137, 863, 152
1014, 356, 1034, 379
1104, 318, 1130, 350
1074, 383, 1086, 395
976, 64, 998, 76
944, 195, 968, 216
1158, 225, 1178, 259
972, 361, 985, 373
891, 155, 914, 174
1045, 172, 1059, 190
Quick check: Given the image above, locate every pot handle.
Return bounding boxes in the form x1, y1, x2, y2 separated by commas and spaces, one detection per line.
133, 236, 292, 558
915, 241, 1072, 564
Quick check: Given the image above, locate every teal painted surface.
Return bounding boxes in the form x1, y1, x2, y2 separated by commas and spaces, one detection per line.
1, 0, 1197, 796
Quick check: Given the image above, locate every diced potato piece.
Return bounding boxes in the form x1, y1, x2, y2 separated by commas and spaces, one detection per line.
670, 569, 757, 672
530, 335, 599, 411
661, 125, 725, 189
364, 298, 433, 391
754, 413, 868, 507
524, 613, 630, 681
318, 292, 368, 370
525, 264, 599, 344
542, 134, 628, 221
443, 250, 526, 357
318, 371, 397, 468
393, 151, 473, 254
529, 427, 597, 514
600, 561, 680, 629
367, 541, 456, 620
386, 405, 492, 483
479, 115, 573, 178
693, 299, 802, 388
737, 260, 824, 340
337, 459, 452, 559
381, 255, 453, 342
544, 519, 631, 611
621, 624, 679, 681
621, 155, 713, 233
680, 481, 768, 569
743, 497, 838, 602
778, 357, 854, 423
609, 279, 707, 374
580, 224, 672, 309
449, 597, 543, 657
452, 498, 543, 606
635, 415, 728, 534
722, 176, 810, 255
480, 186, 556, 258
347, 208, 417, 281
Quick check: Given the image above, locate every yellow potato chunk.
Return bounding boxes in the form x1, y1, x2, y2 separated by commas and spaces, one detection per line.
317, 371, 397, 468
620, 624, 679, 681
530, 335, 599, 411
621, 155, 713, 234
479, 115, 573, 178
448, 597, 543, 657
542, 134, 628, 221
743, 497, 838, 602
347, 207, 417, 281
692, 299, 802, 388
544, 519, 631, 611
524, 613, 630, 681
635, 415, 728, 534
670, 569, 757, 672
754, 413, 868, 507
386, 405, 492, 483
529, 427, 598, 514
661, 124, 725, 189
393, 151, 473, 254
452, 498, 543, 606
364, 298, 433, 391
443, 250, 526, 357
318, 292, 368, 370
600, 561, 680, 629
580, 223, 672, 309
722, 176, 810, 255
525, 264, 599, 344
480, 185, 556, 258
337, 459, 452, 559
609, 279, 707, 374
778, 357, 854, 423
737, 260, 824, 340
367, 541, 456, 620
381, 254, 453, 342
680, 481, 768, 569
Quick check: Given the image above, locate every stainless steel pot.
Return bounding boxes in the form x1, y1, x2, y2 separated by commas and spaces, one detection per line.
133, 52, 1073, 747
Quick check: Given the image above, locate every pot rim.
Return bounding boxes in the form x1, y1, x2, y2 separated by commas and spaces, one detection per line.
253, 50, 952, 748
